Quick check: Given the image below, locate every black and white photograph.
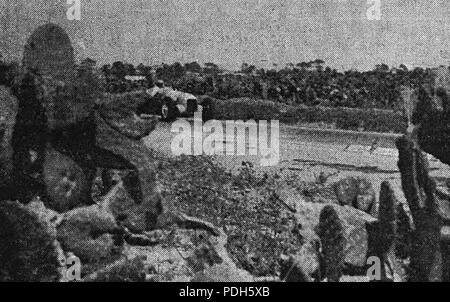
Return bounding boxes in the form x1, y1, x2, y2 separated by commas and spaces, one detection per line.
0, 0, 450, 285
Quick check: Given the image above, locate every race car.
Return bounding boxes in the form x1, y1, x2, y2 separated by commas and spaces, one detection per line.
139, 81, 214, 122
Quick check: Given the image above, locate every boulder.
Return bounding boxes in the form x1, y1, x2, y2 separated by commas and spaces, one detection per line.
97, 93, 159, 140
0, 86, 18, 189
97, 113, 163, 229
293, 200, 377, 269
22, 23, 99, 129
42, 148, 91, 213
332, 177, 376, 213
57, 204, 120, 263
105, 183, 163, 233
190, 263, 253, 282
317, 205, 346, 281
25, 199, 62, 235
122, 229, 253, 282
190, 230, 253, 282
83, 257, 147, 282
279, 230, 321, 282
0, 201, 61, 281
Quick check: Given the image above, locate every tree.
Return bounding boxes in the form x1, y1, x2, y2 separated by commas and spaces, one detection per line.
0, 54, 18, 87
375, 63, 390, 72
171, 62, 185, 78
0, 55, 10, 85
101, 64, 111, 76
136, 63, 154, 85
78, 58, 96, 75
136, 63, 146, 75
110, 61, 127, 80
297, 62, 310, 69
204, 62, 220, 75
314, 59, 325, 65
184, 62, 202, 73
399, 64, 408, 72
125, 63, 136, 76
241, 63, 256, 74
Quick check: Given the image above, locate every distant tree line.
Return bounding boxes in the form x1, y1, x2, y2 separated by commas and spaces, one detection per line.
96, 59, 442, 111
0, 54, 445, 111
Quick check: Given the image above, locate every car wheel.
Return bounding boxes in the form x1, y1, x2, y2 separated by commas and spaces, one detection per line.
161, 98, 178, 122
201, 98, 215, 122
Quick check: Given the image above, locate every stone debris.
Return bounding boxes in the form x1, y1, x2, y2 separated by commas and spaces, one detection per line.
333, 177, 376, 214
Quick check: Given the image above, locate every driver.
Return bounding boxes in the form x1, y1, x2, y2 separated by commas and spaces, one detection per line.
146, 80, 165, 97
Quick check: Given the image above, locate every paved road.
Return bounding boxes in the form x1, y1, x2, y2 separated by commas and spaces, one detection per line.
144, 120, 450, 201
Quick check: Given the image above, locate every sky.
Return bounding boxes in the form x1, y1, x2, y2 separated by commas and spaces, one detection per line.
1, 0, 449, 71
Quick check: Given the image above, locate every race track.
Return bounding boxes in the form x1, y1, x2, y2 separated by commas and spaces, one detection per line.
144, 119, 450, 203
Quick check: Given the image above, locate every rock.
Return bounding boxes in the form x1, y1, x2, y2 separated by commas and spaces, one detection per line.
333, 177, 376, 213
293, 200, 377, 269
23, 24, 76, 83
0, 86, 17, 189
22, 23, 99, 129
356, 194, 375, 214
25, 199, 62, 234
123, 228, 253, 282
191, 230, 253, 282
0, 201, 61, 281
57, 204, 120, 263
187, 243, 223, 273
191, 263, 253, 282
23, 200, 73, 279
317, 206, 346, 281
396, 203, 412, 259
83, 257, 147, 282
42, 148, 91, 213
97, 114, 163, 229
279, 230, 321, 282
105, 182, 163, 233
97, 94, 159, 140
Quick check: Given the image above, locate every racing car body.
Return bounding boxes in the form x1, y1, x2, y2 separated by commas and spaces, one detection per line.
140, 86, 213, 122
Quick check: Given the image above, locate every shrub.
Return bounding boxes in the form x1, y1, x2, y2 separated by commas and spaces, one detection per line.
100, 93, 408, 133
211, 98, 407, 133
212, 98, 281, 121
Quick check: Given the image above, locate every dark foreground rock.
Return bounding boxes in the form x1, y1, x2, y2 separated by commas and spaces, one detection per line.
0, 181, 253, 282
279, 230, 321, 282
190, 230, 253, 282
0, 86, 17, 190
282, 190, 377, 270
57, 204, 120, 263
0, 201, 61, 282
